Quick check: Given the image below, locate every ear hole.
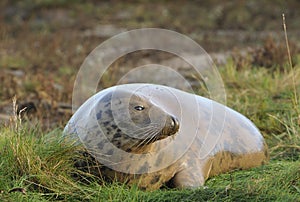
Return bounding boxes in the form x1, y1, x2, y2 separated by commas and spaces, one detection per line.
134, 105, 145, 111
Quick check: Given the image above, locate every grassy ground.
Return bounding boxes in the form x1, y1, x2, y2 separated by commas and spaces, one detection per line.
0, 1, 300, 201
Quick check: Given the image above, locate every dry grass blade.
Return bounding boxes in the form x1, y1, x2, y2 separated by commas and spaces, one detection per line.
282, 13, 299, 115
8, 187, 26, 195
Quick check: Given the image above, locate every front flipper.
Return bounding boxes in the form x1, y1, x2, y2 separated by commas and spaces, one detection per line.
171, 160, 206, 188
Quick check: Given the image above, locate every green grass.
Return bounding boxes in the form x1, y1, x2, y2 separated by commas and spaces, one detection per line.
1, 59, 300, 201
0, 127, 299, 201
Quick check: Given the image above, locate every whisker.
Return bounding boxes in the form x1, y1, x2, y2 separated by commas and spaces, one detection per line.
133, 129, 160, 149
130, 125, 161, 140
132, 123, 162, 135
139, 130, 161, 152
130, 129, 159, 149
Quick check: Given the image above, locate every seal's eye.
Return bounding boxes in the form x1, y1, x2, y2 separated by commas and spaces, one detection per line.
134, 105, 145, 111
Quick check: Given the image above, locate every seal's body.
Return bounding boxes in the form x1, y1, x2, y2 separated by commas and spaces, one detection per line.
64, 84, 268, 190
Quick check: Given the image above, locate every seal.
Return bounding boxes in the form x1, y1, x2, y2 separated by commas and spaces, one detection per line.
64, 83, 269, 190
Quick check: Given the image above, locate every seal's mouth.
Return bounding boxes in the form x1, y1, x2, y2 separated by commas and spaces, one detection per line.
157, 116, 179, 140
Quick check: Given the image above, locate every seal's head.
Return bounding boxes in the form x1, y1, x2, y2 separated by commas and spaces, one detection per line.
95, 89, 179, 153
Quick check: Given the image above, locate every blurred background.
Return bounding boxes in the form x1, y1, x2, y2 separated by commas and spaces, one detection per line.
0, 0, 299, 129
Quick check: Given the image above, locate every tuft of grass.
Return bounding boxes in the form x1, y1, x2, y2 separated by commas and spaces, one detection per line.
0, 126, 76, 199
